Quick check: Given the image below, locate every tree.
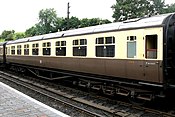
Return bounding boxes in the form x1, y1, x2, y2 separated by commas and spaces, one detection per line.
100, 19, 112, 24
111, 0, 166, 22
38, 8, 58, 34
25, 26, 38, 37
1, 30, 15, 41
162, 3, 175, 13
25, 8, 112, 35
68, 16, 81, 29
54, 17, 65, 31
79, 18, 111, 28
15, 32, 25, 39
152, 0, 165, 14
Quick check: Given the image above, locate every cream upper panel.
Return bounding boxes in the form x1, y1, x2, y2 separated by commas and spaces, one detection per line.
6, 27, 163, 60
54, 27, 163, 60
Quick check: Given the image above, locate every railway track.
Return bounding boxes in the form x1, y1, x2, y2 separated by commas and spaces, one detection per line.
0, 70, 175, 117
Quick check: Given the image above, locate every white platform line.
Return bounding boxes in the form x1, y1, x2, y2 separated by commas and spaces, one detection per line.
0, 82, 70, 117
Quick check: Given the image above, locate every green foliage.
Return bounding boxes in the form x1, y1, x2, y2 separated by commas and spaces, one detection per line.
112, 0, 166, 22
68, 16, 81, 29
0, 39, 5, 42
25, 26, 38, 37
55, 17, 65, 31
15, 32, 25, 39
79, 18, 91, 28
38, 8, 58, 34
79, 18, 111, 28
25, 8, 111, 36
162, 3, 175, 13
0, 30, 26, 41
1, 30, 15, 41
153, 0, 165, 14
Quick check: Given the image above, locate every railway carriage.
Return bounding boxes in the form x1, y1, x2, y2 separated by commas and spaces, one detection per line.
0, 42, 7, 64
2, 13, 175, 101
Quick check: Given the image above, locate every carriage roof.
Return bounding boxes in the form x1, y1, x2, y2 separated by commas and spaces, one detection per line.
6, 13, 174, 45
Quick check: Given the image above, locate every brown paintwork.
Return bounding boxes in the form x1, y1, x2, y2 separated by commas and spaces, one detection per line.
6, 55, 163, 83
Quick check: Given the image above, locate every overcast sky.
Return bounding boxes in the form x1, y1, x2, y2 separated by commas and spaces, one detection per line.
0, 0, 174, 33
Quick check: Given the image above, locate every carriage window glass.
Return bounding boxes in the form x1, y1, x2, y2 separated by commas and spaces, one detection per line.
96, 37, 104, 44
73, 40, 78, 45
96, 36, 115, 57
0, 47, 3, 55
17, 45, 21, 55
11, 46, 15, 55
56, 41, 66, 56
32, 43, 39, 55
47, 42, 51, 47
61, 41, 66, 46
56, 41, 60, 46
145, 35, 157, 59
127, 36, 136, 58
43, 42, 51, 55
24, 44, 29, 55
105, 36, 115, 44
5, 47, 7, 55
43, 43, 46, 47
73, 39, 87, 56
80, 39, 87, 45
127, 36, 136, 41
6, 47, 10, 55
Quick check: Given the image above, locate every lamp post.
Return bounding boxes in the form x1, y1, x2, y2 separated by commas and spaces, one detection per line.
67, 2, 70, 30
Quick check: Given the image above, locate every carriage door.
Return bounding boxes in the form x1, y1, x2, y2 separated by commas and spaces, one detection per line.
144, 35, 160, 82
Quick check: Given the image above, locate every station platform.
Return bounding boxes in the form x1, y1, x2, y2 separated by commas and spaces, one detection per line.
0, 82, 69, 117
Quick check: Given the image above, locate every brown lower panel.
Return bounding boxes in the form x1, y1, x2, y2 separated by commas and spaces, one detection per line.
6, 55, 163, 83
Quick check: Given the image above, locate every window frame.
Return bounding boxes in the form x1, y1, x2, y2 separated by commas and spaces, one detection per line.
55, 41, 66, 56
127, 36, 137, 58
32, 43, 39, 55
24, 44, 29, 55
145, 35, 158, 59
73, 39, 87, 56
11, 46, 15, 55
42, 42, 51, 56
95, 36, 115, 57
17, 45, 22, 55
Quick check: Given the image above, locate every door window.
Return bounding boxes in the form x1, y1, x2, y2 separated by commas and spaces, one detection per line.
145, 35, 157, 59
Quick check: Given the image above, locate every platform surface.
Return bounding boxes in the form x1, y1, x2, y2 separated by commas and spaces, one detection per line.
0, 82, 69, 117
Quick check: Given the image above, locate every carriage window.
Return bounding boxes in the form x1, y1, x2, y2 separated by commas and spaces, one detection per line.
17, 45, 21, 55
24, 44, 29, 55
6, 47, 10, 55
32, 43, 39, 55
96, 36, 115, 57
11, 46, 15, 55
0, 47, 3, 55
127, 36, 136, 58
80, 39, 87, 45
73, 40, 79, 45
56, 41, 66, 56
96, 37, 104, 44
146, 35, 157, 59
105, 37, 115, 44
43, 42, 51, 55
73, 39, 87, 56
127, 36, 136, 41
